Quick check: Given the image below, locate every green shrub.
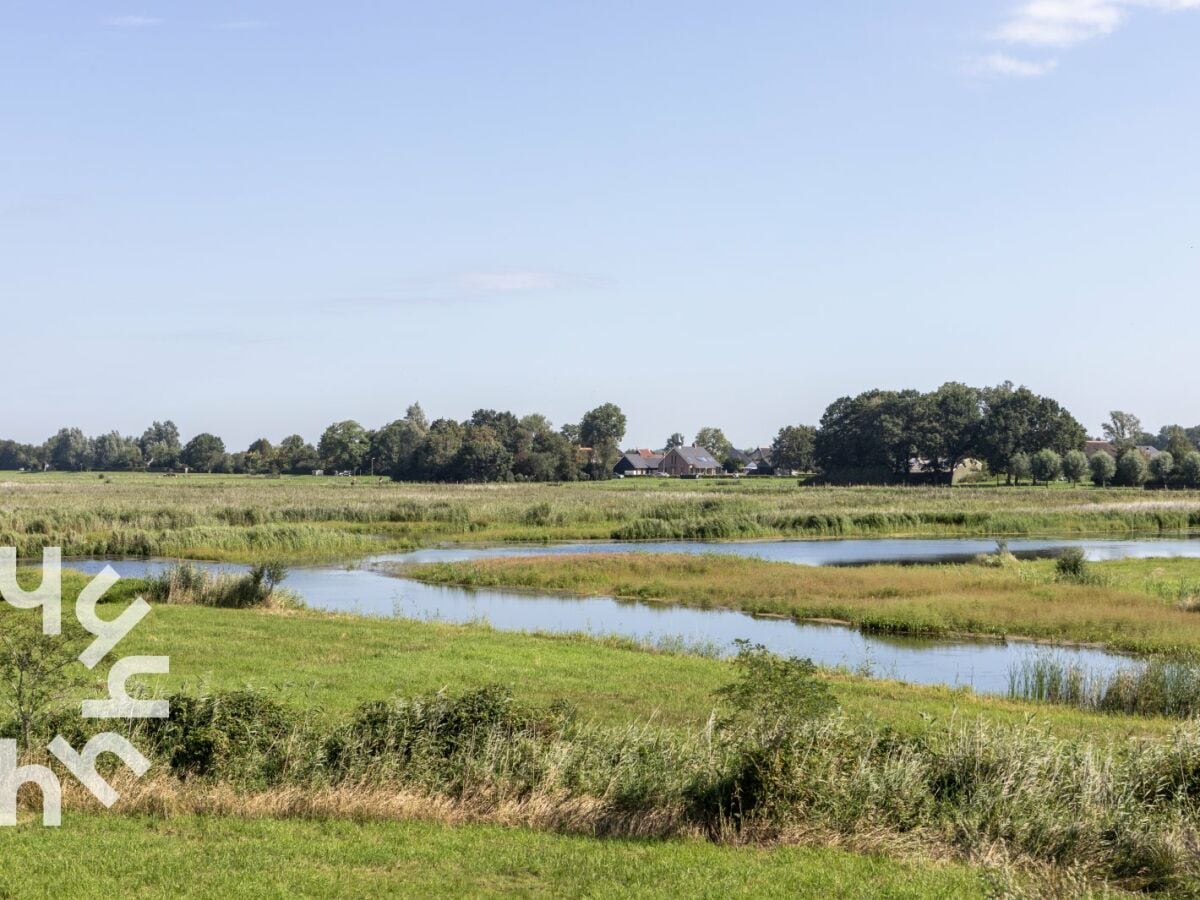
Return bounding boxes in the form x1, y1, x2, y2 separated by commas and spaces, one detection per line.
325, 684, 539, 782
1090, 451, 1116, 487
1055, 547, 1088, 581
141, 690, 303, 782
1031, 449, 1062, 485
1062, 449, 1089, 484
1116, 450, 1149, 487
686, 642, 837, 829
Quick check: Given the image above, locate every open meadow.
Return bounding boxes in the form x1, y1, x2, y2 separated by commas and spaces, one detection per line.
5, 473, 1200, 895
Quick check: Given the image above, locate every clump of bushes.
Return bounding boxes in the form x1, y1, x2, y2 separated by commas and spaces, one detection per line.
1055, 547, 1089, 582
145, 560, 298, 609
521, 502, 563, 527
975, 539, 1018, 567
685, 642, 838, 829
142, 690, 303, 781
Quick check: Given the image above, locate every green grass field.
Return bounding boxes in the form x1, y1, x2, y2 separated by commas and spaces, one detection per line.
0, 815, 988, 899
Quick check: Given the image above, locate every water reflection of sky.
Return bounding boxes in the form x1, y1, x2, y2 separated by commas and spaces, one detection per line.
369, 535, 1200, 566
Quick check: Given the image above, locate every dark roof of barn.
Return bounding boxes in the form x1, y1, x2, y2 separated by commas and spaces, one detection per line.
617, 452, 663, 470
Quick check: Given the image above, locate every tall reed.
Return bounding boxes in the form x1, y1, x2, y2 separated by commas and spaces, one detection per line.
144, 561, 299, 609
1009, 654, 1200, 718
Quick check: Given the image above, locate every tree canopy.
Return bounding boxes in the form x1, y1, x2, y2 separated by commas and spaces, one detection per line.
12, 386, 1199, 488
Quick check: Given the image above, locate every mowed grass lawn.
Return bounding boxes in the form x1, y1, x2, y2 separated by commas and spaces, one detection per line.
404, 553, 1200, 657
0, 815, 987, 899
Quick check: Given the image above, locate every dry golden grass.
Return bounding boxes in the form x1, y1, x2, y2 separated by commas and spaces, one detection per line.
405, 553, 1200, 656
48, 775, 690, 840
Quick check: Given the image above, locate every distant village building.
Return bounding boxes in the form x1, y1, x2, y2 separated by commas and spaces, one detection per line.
613, 450, 665, 476
724, 448, 752, 467
745, 447, 779, 475
658, 446, 723, 478
906, 457, 985, 484
611, 444, 793, 478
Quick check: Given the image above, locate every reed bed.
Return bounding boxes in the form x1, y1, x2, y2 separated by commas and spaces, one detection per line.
3, 473, 1200, 561
1009, 655, 1200, 718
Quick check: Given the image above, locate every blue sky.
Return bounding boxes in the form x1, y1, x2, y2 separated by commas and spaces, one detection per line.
2, 1, 1197, 449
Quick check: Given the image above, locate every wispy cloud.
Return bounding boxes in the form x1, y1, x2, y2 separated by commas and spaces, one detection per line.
972, 52, 1060, 77
994, 0, 1124, 47
975, 0, 1200, 76
103, 14, 162, 27
327, 270, 611, 310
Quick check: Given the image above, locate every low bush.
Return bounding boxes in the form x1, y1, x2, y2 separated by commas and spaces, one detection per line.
1055, 547, 1089, 582
145, 561, 298, 609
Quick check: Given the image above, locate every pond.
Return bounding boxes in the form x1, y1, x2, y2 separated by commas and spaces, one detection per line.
57, 534, 1194, 695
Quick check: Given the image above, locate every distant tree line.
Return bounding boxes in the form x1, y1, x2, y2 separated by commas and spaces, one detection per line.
1084, 411, 1200, 490
3, 387, 1199, 486
0, 403, 629, 483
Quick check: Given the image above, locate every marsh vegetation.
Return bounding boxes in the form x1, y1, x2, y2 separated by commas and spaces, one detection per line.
4, 472, 1200, 562
6, 476, 1200, 893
